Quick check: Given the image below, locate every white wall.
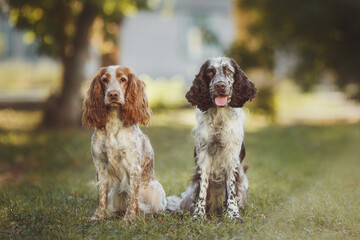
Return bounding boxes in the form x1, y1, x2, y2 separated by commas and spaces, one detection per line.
120, 1, 235, 84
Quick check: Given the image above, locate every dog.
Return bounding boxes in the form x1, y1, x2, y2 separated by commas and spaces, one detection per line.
82, 65, 166, 221
166, 57, 257, 221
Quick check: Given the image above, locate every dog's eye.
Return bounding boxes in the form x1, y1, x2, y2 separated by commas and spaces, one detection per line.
103, 78, 109, 83
224, 67, 233, 75
121, 77, 126, 82
207, 70, 214, 77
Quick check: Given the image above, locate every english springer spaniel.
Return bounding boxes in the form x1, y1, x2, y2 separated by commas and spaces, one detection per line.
166, 57, 257, 221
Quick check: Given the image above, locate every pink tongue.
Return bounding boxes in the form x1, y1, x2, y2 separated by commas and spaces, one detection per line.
215, 96, 228, 106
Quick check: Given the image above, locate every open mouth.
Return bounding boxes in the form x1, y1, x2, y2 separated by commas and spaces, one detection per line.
214, 96, 229, 107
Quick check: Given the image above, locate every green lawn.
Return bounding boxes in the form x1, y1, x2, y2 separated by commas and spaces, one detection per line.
0, 110, 359, 239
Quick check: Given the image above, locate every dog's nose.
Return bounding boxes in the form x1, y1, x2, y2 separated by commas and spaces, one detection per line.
214, 82, 226, 91
107, 90, 119, 100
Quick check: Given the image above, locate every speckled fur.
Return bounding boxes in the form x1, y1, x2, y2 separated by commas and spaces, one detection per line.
167, 57, 256, 221
83, 66, 166, 221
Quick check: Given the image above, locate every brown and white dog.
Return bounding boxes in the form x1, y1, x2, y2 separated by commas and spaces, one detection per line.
82, 66, 166, 221
166, 57, 257, 221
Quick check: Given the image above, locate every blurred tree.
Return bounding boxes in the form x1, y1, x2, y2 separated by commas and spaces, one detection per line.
229, 0, 360, 100
6, 0, 147, 127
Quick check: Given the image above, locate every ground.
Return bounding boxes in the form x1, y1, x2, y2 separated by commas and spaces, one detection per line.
0, 109, 359, 239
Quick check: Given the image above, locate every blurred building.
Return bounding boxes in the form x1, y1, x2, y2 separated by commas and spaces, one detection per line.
0, 0, 235, 83
121, 0, 235, 83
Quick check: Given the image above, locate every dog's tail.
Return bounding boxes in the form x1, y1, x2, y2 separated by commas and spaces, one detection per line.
166, 195, 181, 212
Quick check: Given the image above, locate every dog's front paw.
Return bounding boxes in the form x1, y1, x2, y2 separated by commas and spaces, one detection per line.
124, 209, 137, 224
226, 210, 244, 223
123, 214, 133, 224
192, 207, 206, 221
90, 210, 107, 221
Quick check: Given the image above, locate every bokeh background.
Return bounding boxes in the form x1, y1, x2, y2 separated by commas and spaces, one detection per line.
0, 0, 360, 239
1, 0, 359, 129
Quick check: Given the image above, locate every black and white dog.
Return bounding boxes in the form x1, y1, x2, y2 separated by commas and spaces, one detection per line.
166, 57, 257, 221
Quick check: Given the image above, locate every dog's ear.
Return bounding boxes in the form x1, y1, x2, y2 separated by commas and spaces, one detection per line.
185, 60, 214, 112
121, 67, 151, 126
82, 68, 109, 129
229, 58, 257, 108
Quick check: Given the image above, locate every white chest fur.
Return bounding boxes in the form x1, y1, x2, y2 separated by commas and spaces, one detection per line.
194, 107, 245, 174
91, 110, 142, 182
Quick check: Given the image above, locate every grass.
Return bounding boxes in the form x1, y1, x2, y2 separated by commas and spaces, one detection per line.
0, 110, 359, 239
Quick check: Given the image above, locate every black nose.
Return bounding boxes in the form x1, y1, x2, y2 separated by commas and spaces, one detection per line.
107, 90, 119, 100
214, 82, 226, 91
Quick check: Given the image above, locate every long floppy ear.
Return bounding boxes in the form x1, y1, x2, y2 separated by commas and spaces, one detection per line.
121, 68, 151, 126
82, 68, 109, 129
229, 58, 257, 108
185, 60, 213, 112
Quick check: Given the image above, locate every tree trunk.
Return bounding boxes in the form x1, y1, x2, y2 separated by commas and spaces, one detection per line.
42, 2, 97, 127
101, 21, 121, 67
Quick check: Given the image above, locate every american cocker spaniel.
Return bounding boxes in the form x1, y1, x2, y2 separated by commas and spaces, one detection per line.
82, 65, 166, 221
166, 57, 257, 221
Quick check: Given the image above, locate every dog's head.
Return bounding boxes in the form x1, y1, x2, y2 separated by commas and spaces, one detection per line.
82, 66, 151, 128
186, 57, 257, 111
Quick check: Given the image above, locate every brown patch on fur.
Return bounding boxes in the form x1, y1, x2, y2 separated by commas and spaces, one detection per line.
140, 136, 154, 184
191, 167, 201, 207
205, 181, 226, 216
82, 68, 109, 129
234, 168, 241, 192
228, 58, 257, 108
140, 156, 153, 184
121, 67, 151, 126
240, 141, 246, 163
185, 60, 214, 112
240, 142, 249, 172
193, 147, 198, 165
208, 134, 225, 156
125, 169, 141, 220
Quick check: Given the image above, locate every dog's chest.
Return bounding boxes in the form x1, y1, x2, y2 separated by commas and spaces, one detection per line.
92, 126, 138, 165
206, 112, 242, 155
105, 129, 130, 150
196, 108, 244, 170
207, 118, 227, 156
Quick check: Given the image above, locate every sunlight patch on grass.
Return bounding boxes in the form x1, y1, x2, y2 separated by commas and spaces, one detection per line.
276, 80, 360, 125
0, 60, 61, 91
0, 109, 42, 131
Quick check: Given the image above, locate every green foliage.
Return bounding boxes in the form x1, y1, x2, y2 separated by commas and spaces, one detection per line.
1, 111, 360, 239
227, 42, 274, 71
143, 75, 187, 111
231, 0, 360, 100
250, 83, 276, 120
6, 0, 147, 59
